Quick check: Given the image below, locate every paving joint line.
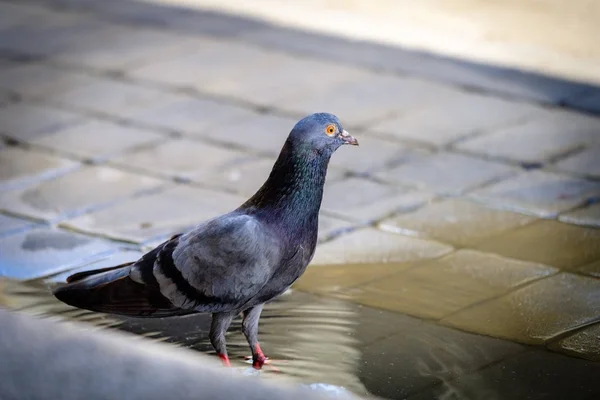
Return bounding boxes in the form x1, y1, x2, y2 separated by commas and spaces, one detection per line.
7, 56, 598, 191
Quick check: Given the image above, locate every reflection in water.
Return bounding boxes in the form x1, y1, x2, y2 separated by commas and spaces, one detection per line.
415, 339, 500, 400
2, 269, 598, 400
244, 292, 368, 394
0, 278, 367, 396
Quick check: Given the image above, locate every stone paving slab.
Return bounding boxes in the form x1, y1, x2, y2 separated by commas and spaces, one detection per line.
0, 7, 109, 58
567, 90, 600, 114
554, 145, 600, 178
28, 119, 167, 162
62, 185, 246, 244
0, 102, 84, 141
205, 55, 371, 108
370, 91, 543, 148
0, 227, 119, 279
126, 94, 259, 137
456, 109, 600, 164
0, 212, 38, 237
11, 0, 600, 108
550, 323, 600, 362
579, 260, 600, 278
51, 25, 204, 71
242, 24, 596, 107
47, 76, 184, 119
108, 137, 254, 183
249, 25, 589, 104
126, 38, 257, 87
198, 112, 298, 156
0, 146, 79, 192
0, 165, 166, 222
469, 170, 600, 218
559, 202, 600, 228
379, 198, 537, 247
322, 177, 434, 223
329, 135, 428, 175
375, 152, 517, 195
442, 273, 600, 345
315, 215, 355, 243
281, 75, 456, 128
311, 228, 453, 265
332, 249, 557, 320
408, 350, 600, 400
129, 39, 372, 108
0, 62, 99, 99
358, 312, 525, 399
1, 0, 600, 375
475, 220, 600, 270
295, 261, 417, 297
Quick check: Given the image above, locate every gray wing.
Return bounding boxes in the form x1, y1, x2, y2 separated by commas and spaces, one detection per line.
135, 214, 281, 313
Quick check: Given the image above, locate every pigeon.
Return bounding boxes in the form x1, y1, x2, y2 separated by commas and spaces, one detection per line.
54, 113, 358, 369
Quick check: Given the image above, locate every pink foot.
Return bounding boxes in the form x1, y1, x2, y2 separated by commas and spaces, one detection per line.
244, 345, 284, 373
218, 353, 232, 367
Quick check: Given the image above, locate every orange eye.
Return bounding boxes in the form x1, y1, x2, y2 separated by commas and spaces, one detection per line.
325, 124, 336, 136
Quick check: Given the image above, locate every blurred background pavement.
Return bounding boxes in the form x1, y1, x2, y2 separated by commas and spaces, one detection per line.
1, 1, 600, 399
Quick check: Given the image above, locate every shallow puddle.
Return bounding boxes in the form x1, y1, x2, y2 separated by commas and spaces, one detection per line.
1, 267, 600, 399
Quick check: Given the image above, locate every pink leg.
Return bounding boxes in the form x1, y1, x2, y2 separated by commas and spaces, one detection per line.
252, 344, 268, 369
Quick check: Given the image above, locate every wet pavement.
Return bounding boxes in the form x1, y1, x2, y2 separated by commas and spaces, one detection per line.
2, 275, 600, 400
1, 0, 600, 399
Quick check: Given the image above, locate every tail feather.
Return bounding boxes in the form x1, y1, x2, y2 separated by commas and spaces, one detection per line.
66, 262, 135, 283
53, 265, 192, 318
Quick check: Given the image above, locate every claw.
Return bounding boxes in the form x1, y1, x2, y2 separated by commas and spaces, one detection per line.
243, 355, 284, 373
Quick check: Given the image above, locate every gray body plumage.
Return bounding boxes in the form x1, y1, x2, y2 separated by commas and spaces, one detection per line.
136, 213, 299, 313
54, 113, 357, 368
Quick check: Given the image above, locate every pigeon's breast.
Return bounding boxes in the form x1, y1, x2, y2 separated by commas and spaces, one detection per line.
246, 243, 313, 306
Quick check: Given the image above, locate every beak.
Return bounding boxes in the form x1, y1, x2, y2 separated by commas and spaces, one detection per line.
340, 130, 359, 146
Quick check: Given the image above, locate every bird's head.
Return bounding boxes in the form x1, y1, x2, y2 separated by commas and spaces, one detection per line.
288, 113, 358, 155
